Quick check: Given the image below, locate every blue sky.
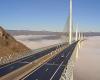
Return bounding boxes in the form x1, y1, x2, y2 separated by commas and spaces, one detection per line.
0, 0, 100, 32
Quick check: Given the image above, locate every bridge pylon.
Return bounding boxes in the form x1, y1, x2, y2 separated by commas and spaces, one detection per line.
75, 25, 78, 41
69, 0, 73, 44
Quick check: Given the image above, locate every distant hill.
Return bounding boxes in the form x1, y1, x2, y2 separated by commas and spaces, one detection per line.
0, 26, 30, 57
7, 30, 63, 36
7, 30, 100, 36
84, 32, 100, 36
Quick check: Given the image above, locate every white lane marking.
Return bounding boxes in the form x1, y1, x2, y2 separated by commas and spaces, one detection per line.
50, 61, 64, 80
19, 61, 30, 64
45, 68, 49, 72
66, 51, 70, 58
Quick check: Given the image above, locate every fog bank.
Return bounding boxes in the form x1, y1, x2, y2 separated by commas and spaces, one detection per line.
74, 36, 100, 80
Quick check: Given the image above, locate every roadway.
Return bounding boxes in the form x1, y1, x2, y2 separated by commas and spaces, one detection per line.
22, 42, 77, 80
0, 44, 65, 77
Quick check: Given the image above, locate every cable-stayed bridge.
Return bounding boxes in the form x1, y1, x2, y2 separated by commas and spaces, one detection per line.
0, 0, 84, 80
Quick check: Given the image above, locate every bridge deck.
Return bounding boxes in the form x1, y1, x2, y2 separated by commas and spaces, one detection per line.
74, 36, 100, 80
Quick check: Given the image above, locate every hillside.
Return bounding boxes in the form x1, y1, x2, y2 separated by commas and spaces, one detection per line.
0, 26, 30, 57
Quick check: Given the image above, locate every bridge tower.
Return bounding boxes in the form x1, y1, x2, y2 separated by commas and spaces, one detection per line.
69, 0, 73, 44
60, 0, 80, 80
75, 25, 78, 41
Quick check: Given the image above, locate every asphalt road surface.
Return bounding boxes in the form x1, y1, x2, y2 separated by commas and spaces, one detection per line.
23, 42, 77, 80
0, 44, 65, 77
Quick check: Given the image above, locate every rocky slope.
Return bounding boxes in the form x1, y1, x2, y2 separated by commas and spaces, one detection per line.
0, 26, 30, 57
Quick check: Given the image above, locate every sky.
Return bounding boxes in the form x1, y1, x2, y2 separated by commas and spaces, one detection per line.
0, 0, 100, 32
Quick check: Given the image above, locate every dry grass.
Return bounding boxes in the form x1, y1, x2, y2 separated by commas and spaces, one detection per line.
0, 26, 30, 58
